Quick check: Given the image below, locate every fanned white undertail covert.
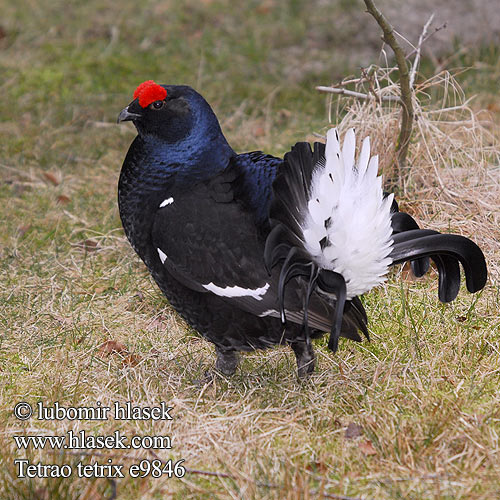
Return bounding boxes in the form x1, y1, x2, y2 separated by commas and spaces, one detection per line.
302, 128, 394, 298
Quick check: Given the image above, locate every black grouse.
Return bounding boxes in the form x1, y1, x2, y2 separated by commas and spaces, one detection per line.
117, 80, 487, 377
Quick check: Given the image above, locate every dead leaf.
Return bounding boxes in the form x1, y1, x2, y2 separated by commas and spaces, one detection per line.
83, 239, 98, 251
487, 102, 500, 113
256, 1, 274, 14
190, 30, 202, 40
72, 239, 100, 252
34, 488, 49, 500
147, 316, 168, 330
254, 126, 265, 137
345, 422, 363, 439
344, 422, 363, 439
279, 109, 292, 119
97, 340, 141, 367
305, 461, 328, 473
122, 354, 141, 367
98, 340, 127, 357
359, 440, 377, 456
17, 224, 32, 238
184, 335, 202, 344
57, 194, 71, 204
456, 315, 467, 322
43, 171, 61, 186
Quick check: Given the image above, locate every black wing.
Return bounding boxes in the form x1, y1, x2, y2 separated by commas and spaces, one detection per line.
150, 161, 282, 317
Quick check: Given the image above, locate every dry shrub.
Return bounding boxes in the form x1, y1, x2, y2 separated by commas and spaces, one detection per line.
325, 67, 500, 280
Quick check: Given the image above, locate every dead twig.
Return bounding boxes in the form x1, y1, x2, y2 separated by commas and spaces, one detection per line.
361, 67, 381, 104
363, 0, 414, 179
375, 21, 447, 85
316, 86, 401, 103
320, 17, 446, 109
409, 13, 435, 88
336, 21, 445, 90
405, 21, 447, 62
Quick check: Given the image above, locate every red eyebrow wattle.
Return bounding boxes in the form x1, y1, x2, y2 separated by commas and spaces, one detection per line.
133, 80, 167, 108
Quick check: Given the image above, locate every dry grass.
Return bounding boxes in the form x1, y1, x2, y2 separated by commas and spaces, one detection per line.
324, 67, 500, 276
1, 1, 500, 499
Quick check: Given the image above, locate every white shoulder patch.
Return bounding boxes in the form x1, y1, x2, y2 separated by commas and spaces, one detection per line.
157, 248, 168, 264
203, 282, 270, 300
159, 197, 174, 208
258, 309, 279, 317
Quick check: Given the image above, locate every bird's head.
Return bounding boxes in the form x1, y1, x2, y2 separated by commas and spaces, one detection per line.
117, 80, 234, 180
117, 80, 207, 143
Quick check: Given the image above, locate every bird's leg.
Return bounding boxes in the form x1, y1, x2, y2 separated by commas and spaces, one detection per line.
290, 339, 316, 378
215, 347, 240, 376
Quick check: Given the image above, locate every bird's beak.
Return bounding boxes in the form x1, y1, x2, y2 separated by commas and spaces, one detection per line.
117, 105, 142, 123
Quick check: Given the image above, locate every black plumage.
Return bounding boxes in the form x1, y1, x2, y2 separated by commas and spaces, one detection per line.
117, 81, 487, 377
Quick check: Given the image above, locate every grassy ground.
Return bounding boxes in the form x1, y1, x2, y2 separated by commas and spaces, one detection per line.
1, 1, 499, 499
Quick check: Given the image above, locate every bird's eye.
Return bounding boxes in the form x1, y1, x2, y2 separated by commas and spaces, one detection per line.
150, 100, 164, 110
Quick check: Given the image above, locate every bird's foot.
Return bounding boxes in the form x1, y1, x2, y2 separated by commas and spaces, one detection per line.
215, 348, 239, 376
291, 340, 316, 378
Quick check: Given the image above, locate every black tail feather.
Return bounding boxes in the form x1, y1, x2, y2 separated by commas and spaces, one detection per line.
303, 265, 320, 334
390, 231, 487, 294
348, 297, 369, 341
391, 212, 420, 232
431, 254, 461, 302
264, 224, 303, 274
317, 270, 347, 352
339, 314, 363, 342
277, 246, 314, 323
269, 142, 317, 236
391, 211, 430, 277
391, 225, 463, 301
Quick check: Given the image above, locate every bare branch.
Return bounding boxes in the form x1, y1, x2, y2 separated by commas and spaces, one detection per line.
381, 22, 447, 81
409, 13, 435, 88
360, 67, 379, 103
353, 20, 447, 87
337, 77, 367, 87
406, 21, 447, 61
316, 85, 402, 103
331, 21, 446, 91
363, 0, 414, 177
